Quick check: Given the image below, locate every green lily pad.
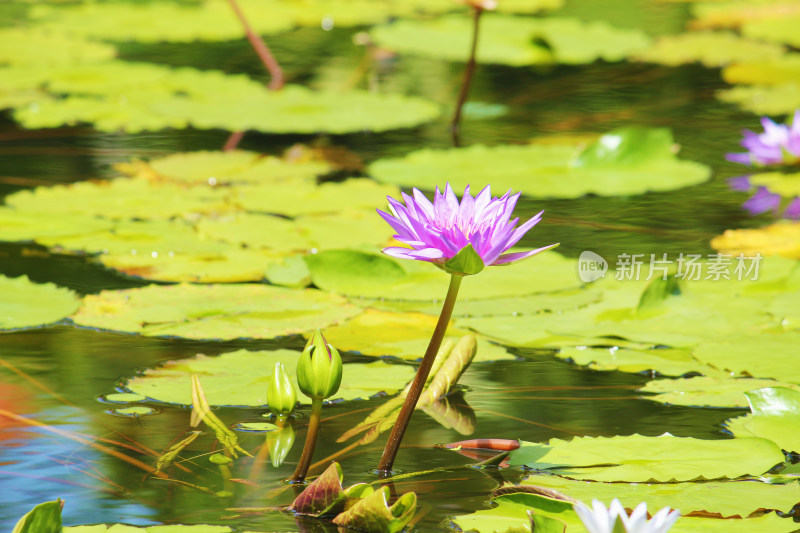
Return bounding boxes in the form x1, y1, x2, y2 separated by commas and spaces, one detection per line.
306, 249, 580, 301
110, 406, 156, 417
72, 283, 361, 340
520, 474, 800, 518
0, 208, 115, 242
749, 172, 800, 197
4, 177, 230, 220
234, 422, 279, 432
102, 393, 145, 403
693, 333, 800, 383
370, 15, 650, 66
0, 28, 116, 66
124, 349, 416, 406
690, 1, 800, 29
196, 213, 312, 253
639, 377, 800, 408
634, 31, 785, 67
139, 150, 333, 186
369, 129, 710, 199
98, 249, 286, 284
319, 309, 515, 362
508, 433, 785, 481
234, 179, 399, 217
64, 527, 232, 532
742, 15, 800, 47
726, 387, 800, 453
5, 61, 440, 134
296, 210, 393, 250
723, 54, 800, 86
0, 275, 80, 331
332, 486, 417, 533
556, 346, 714, 377
718, 82, 800, 116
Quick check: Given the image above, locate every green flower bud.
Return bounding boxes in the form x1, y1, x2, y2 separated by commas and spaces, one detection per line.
267, 361, 297, 416
296, 329, 342, 400
267, 423, 296, 468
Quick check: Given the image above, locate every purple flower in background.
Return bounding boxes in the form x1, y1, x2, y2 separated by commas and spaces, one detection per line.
726, 110, 800, 167
377, 184, 558, 275
785, 197, 800, 219
742, 186, 781, 216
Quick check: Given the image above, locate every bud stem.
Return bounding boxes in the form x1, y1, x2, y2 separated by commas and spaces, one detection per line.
450, 6, 484, 147
290, 397, 323, 483
378, 273, 463, 474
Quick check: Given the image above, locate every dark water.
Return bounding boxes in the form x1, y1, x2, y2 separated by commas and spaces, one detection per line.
0, 0, 768, 529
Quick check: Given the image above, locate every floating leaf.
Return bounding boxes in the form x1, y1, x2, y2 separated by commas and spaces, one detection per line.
508, 433, 784, 481
295, 211, 393, 250
196, 213, 312, 253
110, 406, 156, 417
726, 387, 800, 452
318, 309, 514, 362
634, 31, 785, 67
690, 1, 800, 29
12, 500, 62, 533
692, 333, 800, 383
72, 283, 361, 340
639, 377, 800, 408
723, 54, 800, 86
369, 130, 710, 199
748, 172, 800, 197
124, 349, 416, 406
518, 474, 800, 519
742, 15, 800, 47
0, 28, 116, 66
0, 275, 80, 331
139, 150, 333, 186
370, 15, 650, 66
711, 222, 800, 259
63, 527, 233, 532
332, 485, 417, 533
556, 346, 714, 377
718, 83, 800, 116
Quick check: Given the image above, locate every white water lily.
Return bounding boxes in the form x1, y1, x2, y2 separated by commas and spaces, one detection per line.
574, 498, 680, 533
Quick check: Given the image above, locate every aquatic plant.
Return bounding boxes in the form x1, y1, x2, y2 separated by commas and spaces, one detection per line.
728, 177, 800, 220
291, 329, 343, 482
574, 499, 680, 533
375, 183, 557, 472
726, 111, 800, 167
267, 361, 297, 418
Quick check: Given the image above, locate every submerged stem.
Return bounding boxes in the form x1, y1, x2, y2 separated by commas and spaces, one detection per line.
291, 397, 323, 483
377, 274, 463, 474
223, 0, 285, 151
450, 6, 483, 147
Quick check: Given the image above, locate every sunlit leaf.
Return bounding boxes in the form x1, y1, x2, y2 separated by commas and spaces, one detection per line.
509, 433, 784, 481
634, 31, 785, 67
370, 15, 650, 66
748, 172, 800, 197
295, 210, 393, 250
0, 28, 116, 66
288, 462, 372, 517
692, 333, 800, 383
690, 1, 800, 29
639, 377, 800, 408
318, 309, 515, 362
742, 15, 800, 47
723, 54, 800, 86
711, 223, 800, 259
0, 275, 80, 331
12, 500, 62, 533
72, 283, 361, 340
519, 474, 800, 518
369, 130, 710, 199
718, 83, 800, 116
556, 346, 715, 377
726, 387, 800, 452
63, 527, 233, 532
196, 213, 312, 253
332, 485, 417, 533
124, 349, 416, 406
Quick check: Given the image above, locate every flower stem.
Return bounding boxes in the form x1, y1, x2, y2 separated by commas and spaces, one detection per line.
450, 6, 483, 148
223, 0, 285, 151
377, 274, 463, 474
290, 397, 323, 483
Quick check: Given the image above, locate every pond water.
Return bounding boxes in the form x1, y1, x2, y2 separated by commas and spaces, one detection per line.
0, 0, 794, 531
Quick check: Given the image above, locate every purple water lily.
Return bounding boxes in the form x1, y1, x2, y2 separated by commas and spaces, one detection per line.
726, 110, 800, 167
377, 183, 558, 274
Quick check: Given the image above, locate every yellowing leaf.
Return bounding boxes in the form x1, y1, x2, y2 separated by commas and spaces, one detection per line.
711, 223, 800, 259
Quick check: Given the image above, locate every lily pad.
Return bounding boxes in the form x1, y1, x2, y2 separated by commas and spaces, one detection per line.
137, 150, 333, 186
72, 283, 361, 340
692, 333, 800, 383
556, 346, 714, 377
718, 83, 800, 116
332, 486, 417, 533
711, 223, 800, 259
196, 213, 312, 253
520, 474, 800, 518
690, 1, 800, 29
124, 349, 416, 406
639, 377, 800, 408
723, 54, 800, 86
0, 28, 116, 66
748, 172, 800, 197
295, 210, 393, 250
0, 275, 80, 331
509, 433, 785, 482
369, 129, 710, 199
726, 387, 800, 452
634, 31, 785, 67
63, 527, 232, 532
0, 208, 114, 242
370, 15, 650, 66
318, 309, 515, 362
305, 249, 581, 301
742, 15, 800, 47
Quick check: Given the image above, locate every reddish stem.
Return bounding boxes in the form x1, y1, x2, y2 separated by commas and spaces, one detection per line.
450, 6, 483, 147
